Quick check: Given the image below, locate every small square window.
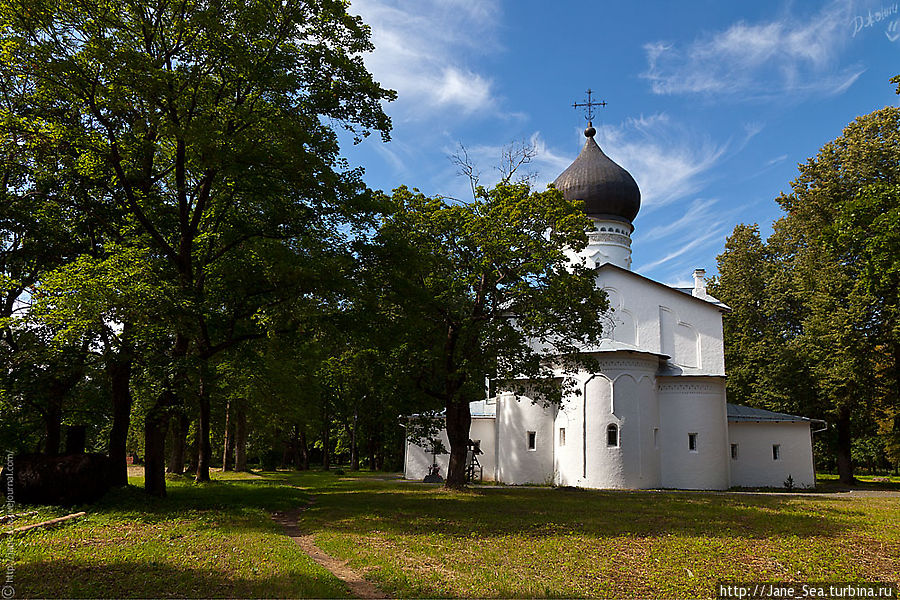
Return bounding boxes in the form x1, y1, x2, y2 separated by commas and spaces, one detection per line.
527, 431, 536, 451
730, 444, 738, 460
773, 444, 781, 460
559, 427, 566, 447
688, 433, 698, 452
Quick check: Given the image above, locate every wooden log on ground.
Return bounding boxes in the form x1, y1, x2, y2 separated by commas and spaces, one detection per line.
1, 512, 85, 536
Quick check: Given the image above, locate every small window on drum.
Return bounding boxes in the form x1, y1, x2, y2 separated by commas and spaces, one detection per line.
606, 424, 619, 447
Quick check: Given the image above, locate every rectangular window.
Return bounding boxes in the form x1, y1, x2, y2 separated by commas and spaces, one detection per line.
773, 444, 781, 460
730, 444, 738, 460
606, 424, 619, 447
688, 433, 698, 452
559, 427, 566, 447
653, 427, 659, 449
527, 431, 536, 451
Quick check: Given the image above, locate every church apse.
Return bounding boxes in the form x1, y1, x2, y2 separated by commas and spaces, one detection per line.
581, 358, 660, 489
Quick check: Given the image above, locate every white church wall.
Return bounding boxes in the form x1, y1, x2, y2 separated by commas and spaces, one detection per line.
404, 426, 450, 481
582, 375, 617, 486
553, 399, 581, 486
728, 422, 815, 488
580, 357, 660, 489
675, 322, 699, 368
610, 373, 659, 488
658, 378, 730, 490
596, 268, 726, 375
470, 417, 497, 481
404, 415, 498, 482
496, 392, 556, 485
603, 288, 637, 345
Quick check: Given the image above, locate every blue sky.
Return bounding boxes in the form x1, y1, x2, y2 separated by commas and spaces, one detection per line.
339, 0, 899, 286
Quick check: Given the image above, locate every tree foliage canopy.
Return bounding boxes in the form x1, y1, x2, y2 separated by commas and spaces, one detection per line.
711, 105, 900, 482
374, 182, 608, 485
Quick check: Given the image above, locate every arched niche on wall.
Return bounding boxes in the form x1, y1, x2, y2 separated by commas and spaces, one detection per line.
675, 322, 699, 368
659, 305, 700, 368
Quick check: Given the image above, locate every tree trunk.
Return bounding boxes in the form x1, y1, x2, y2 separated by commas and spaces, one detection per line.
167, 411, 188, 474
444, 398, 472, 488
322, 401, 331, 471
350, 410, 359, 471
64, 425, 86, 454
281, 429, 293, 468
222, 400, 234, 471
287, 426, 302, 469
107, 336, 133, 486
44, 401, 62, 456
146, 334, 189, 495
298, 427, 309, 470
234, 402, 248, 472
186, 424, 199, 474
836, 407, 856, 486
375, 422, 385, 471
368, 428, 377, 470
43, 342, 89, 456
144, 390, 173, 497
195, 365, 212, 483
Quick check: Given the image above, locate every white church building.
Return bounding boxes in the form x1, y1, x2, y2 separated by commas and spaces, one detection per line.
404, 123, 825, 490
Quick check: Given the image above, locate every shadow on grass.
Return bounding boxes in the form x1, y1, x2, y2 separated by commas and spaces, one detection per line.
12, 558, 348, 599
815, 478, 900, 492
28, 475, 317, 537
22, 469, 875, 543
280, 473, 866, 541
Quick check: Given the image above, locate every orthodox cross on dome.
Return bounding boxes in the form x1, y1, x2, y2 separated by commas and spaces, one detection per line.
572, 88, 607, 126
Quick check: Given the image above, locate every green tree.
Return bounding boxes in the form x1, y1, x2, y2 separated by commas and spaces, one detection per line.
374, 183, 608, 487
709, 225, 817, 416
0, 0, 394, 495
713, 104, 900, 485
834, 182, 900, 454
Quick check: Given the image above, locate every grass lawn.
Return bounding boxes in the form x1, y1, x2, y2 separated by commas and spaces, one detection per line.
816, 473, 900, 490
293, 472, 898, 599
6, 470, 899, 599
5, 471, 350, 599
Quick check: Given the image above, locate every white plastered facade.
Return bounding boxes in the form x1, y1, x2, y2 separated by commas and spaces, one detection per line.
404, 196, 822, 490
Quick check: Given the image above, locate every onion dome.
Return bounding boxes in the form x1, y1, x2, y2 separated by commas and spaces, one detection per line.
553, 125, 641, 224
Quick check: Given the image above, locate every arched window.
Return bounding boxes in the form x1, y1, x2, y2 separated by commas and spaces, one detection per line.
606, 423, 619, 447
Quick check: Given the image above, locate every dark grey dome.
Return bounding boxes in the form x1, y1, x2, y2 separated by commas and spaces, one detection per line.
553, 127, 641, 224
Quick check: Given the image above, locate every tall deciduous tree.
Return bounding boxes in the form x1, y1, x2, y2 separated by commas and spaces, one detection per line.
0, 0, 394, 495
712, 104, 900, 484
374, 183, 608, 487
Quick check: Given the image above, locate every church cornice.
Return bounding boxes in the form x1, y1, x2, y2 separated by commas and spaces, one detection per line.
657, 381, 723, 393
590, 357, 658, 372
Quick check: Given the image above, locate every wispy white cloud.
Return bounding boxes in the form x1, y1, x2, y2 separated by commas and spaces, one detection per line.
349, 0, 502, 118
641, 1, 865, 98
635, 226, 729, 273
636, 198, 722, 243
594, 113, 728, 209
